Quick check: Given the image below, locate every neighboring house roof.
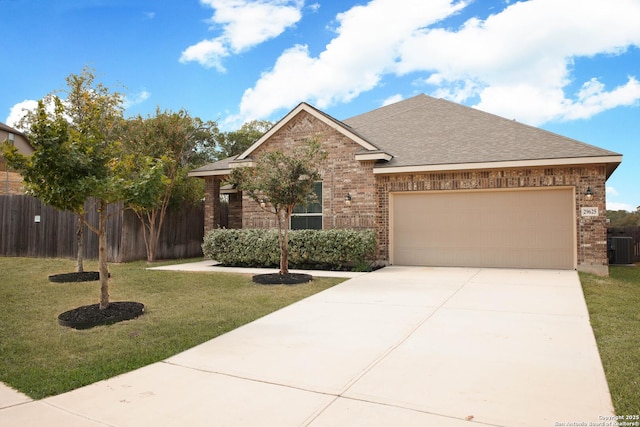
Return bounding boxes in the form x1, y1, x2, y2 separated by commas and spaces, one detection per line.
189, 94, 622, 177
0, 122, 35, 155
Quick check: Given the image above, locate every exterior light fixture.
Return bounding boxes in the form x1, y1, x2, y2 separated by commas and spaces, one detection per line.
585, 187, 594, 201
259, 199, 266, 208
344, 193, 352, 205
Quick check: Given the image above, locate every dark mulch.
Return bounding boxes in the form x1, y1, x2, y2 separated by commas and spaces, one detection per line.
58, 301, 145, 329
49, 271, 110, 283
252, 273, 313, 285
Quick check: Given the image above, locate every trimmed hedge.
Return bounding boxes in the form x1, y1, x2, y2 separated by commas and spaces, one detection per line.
202, 228, 376, 270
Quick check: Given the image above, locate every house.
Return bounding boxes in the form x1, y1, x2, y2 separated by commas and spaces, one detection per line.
190, 94, 621, 275
1, 122, 34, 195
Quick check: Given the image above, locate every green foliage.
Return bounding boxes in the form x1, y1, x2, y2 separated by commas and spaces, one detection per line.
606, 210, 640, 227
214, 119, 272, 160
62, 67, 125, 205
3, 96, 89, 215
202, 228, 377, 270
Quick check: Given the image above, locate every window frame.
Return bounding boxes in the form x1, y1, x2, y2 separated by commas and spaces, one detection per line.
290, 181, 322, 230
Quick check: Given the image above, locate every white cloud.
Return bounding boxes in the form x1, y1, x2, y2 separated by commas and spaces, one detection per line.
607, 186, 620, 197
5, 100, 38, 130
180, 0, 304, 71
397, 0, 640, 125
230, 0, 465, 124
230, 0, 640, 125
607, 201, 635, 212
382, 94, 403, 106
562, 77, 640, 121
123, 89, 151, 109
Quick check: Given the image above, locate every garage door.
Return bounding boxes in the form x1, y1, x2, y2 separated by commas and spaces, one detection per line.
391, 188, 575, 269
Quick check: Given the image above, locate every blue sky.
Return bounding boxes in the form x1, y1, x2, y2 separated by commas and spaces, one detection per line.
1, 0, 639, 210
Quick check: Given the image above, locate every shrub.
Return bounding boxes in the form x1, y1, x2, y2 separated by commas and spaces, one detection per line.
202, 228, 376, 270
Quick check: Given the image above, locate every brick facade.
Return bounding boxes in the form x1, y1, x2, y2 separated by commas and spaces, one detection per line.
202, 111, 610, 275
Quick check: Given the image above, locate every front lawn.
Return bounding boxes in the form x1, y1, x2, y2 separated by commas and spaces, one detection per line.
0, 257, 344, 399
580, 265, 640, 415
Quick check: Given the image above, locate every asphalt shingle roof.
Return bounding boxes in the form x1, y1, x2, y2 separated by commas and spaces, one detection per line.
190, 155, 239, 173
342, 94, 620, 169
190, 94, 621, 176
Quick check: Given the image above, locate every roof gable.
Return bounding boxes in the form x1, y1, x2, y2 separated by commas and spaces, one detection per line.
236, 102, 381, 160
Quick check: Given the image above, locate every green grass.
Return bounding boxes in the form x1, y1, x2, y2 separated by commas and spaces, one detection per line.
0, 257, 345, 399
580, 265, 640, 415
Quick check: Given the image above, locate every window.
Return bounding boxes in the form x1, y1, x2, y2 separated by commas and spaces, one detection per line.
291, 182, 322, 230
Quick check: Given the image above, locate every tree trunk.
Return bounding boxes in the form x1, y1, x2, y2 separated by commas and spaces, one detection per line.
76, 215, 84, 273
98, 200, 110, 310
278, 209, 289, 275
147, 217, 157, 263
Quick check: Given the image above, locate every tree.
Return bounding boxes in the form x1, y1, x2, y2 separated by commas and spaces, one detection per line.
63, 67, 126, 310
119, 108, 218, 262
214, 120, 273, 161
607, 210, 640, 227
3, 96, 92, 273
5, 67, 124, 309
228, 140, 326, 275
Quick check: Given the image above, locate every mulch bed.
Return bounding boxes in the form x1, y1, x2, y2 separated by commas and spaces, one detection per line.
252, 273, 313, 285
49, 271, 110, 283
58, 301, 145, 329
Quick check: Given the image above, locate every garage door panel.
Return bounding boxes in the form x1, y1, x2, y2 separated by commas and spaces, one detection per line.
391, 189, 575, 269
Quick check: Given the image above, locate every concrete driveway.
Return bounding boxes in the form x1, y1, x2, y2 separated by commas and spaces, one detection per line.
0, 266, 613, 426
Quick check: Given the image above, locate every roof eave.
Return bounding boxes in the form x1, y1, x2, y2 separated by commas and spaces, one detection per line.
373, 155, 623, 177
229, 159, 255, 168
355, 151, 393, 162
188, 169, 232, 177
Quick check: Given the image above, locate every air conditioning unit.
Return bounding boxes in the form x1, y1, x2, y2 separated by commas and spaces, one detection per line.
610, 237, 633, 265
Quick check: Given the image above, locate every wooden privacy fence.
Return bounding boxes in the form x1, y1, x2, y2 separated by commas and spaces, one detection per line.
608, 226, 640, 263
0, 195, 204, 262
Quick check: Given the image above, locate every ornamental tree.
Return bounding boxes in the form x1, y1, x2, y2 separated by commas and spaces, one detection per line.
119, 108, 218, 262
228, 140, 326, 275
5, 67, 126, 310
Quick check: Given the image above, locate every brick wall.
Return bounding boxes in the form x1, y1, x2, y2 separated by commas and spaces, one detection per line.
203, 177, 218, 232
228, 192, 242, 229
0, 171, 26, 195
375, 165, 609, 274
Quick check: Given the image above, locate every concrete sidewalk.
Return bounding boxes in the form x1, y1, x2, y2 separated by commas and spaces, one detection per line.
0, 266, 613, 426
146, 259, 368, 278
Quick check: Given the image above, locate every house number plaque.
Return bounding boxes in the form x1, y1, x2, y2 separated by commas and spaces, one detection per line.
581, 207, 598, 217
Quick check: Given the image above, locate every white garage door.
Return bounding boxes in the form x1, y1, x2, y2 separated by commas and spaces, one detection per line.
391, 188, 575, 269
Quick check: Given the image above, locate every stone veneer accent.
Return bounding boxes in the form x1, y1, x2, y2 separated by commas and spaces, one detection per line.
375, 165, 608, 275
